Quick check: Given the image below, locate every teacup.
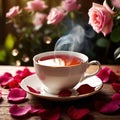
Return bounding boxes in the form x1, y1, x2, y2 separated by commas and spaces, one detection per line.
33, 51, 101, 94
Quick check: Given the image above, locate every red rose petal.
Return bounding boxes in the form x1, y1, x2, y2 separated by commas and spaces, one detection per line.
97, 67, 119, 83
41, 107, 61, 120
27, 86, 40, 94
67, 106, 90, 120
9, 104, 32, 117
100, 101, 120, 114
94, 100, 106, 111
112, 83, 120, 93
77, 84, 95, 94
7, 88, 27, 102
58, 89, 72, 97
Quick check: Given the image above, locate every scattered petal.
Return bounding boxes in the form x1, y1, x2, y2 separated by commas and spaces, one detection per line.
7, 88, 27, 102
100, 101, 120, 114
16, 68, 34, 79
97, 67, 119, 83
67, 106, 90, 120
94, 100, 106, 111
9, 104, 31, 117
112, 83, 120, 93
30, 105, 46, 114
27, 86, 40, 94
95, 99, 120, 114
0, 90, 2, 99
41, 107, 61, 120
58, 89, 72, 97
111, 93, 120, 105
0, 72, 13, 87
77, 84, 95, 94
112, 93, 120, 101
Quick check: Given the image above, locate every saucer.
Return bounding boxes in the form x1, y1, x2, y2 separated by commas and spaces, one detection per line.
20, 74, 103, 101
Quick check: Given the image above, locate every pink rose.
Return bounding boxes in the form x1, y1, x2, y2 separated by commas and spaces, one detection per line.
47, 7, 66, 25
111, 0, 120, 10
25, 0, 47, 11
6, 6, 20, 18
88, 1, 114, 36
61, 0, 81, 12
32, 12, 47, 29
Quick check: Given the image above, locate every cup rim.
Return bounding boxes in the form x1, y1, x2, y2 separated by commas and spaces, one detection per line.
33, 51, 88, 68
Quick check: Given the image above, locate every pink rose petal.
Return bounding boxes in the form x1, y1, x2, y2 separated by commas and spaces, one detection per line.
9, 104, 31, 117
58, 89, 72, 97
0, 72, 13, 87
67, 106, 90, 120
0, 90, 2, 99
16, 68, 34, 79
112, 93, 120, 101
77, 84, 95, 95
112, 83, 120, 93
100, 101, 120, 114
30, 105, 46, 114
95, 100, 120, 114
27, 86, 40, 94
7, 88, 27, 102
111, 93, 120, 105
97, 67, 119, 83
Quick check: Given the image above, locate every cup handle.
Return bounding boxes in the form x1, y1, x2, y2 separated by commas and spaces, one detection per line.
83, 60, 101, 79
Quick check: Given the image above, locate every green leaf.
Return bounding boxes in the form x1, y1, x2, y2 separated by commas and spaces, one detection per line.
0, 50, 7, 62
96, 38, 109, 48
5, 33, 16, 50
110, 27, 120, 43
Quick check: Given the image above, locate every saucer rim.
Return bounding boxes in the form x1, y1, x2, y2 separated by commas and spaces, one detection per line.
20, 74, 103, 101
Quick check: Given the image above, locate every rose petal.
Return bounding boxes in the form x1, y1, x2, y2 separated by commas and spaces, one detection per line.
97, 67, 119, 83
41, 107, 61, 120
77, 84, 95, 94
95, 99, 120, 114
27, 86, 40, 94
58, 89, 72, 97
67, 106, 90, 120
111, 93, 120, 105
7, 88, 27, 102
0, 90, 2, 99
112, 93, 120, 101
30, 105, 46, 114
112, 83, 120, 93
94, 100, 106, 111
100, 101, 120, 114
0, 72, 13, 87
9, 104, 31, 117
16, 68, 34, 79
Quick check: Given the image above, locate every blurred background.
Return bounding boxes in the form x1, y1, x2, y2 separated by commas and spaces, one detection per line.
0, 0, 120, 66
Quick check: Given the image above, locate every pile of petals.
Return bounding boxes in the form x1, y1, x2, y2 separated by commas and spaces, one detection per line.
9, 104, 90, 120
0, 66, 120, 119
0, 67, 34, 89
0, 68, 34, 103
95, 66, 120, 114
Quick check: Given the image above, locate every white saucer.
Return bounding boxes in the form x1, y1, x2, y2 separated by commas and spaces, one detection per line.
20, 74, 103, 101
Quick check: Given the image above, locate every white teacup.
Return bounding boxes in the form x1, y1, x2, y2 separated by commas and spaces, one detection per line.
33, 51, 101, 94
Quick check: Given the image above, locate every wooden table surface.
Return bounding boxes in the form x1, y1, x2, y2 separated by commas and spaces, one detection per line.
0, 65, 120, 120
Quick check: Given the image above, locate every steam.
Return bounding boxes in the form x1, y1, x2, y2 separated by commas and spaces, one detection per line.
54, 24, 95, 56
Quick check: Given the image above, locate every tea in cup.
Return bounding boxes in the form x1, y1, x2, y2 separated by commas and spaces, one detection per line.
33, 51, 101, 94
